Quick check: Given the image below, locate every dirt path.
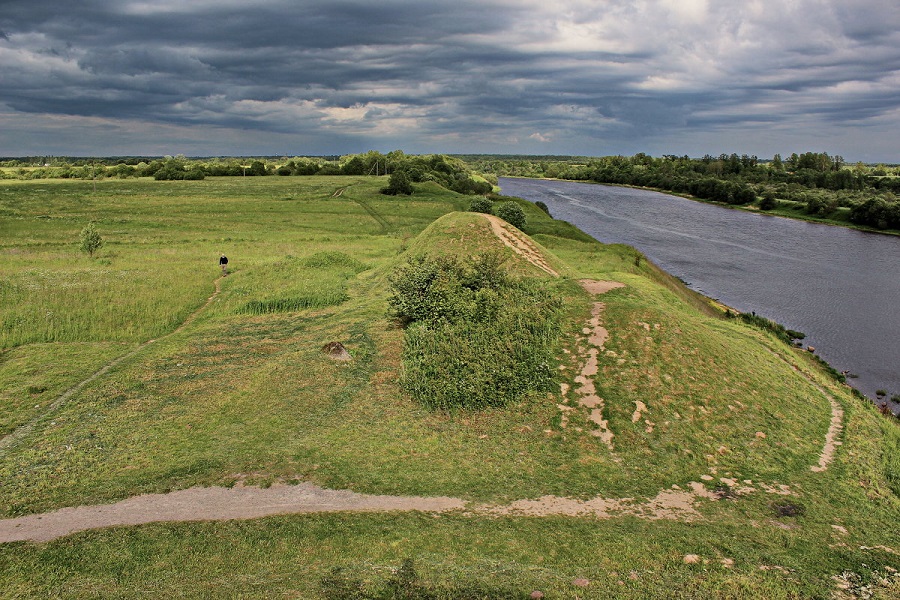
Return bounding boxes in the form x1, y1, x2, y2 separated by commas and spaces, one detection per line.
767, 350, 844, 472
0, 480, 725, 543
0, 484, 465, 543
557, 280, 625, 449
0, 276, 224, 459
483, 214, 558, 276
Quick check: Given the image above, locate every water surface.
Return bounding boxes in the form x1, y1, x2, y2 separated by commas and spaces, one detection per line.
500, 177, 900, 406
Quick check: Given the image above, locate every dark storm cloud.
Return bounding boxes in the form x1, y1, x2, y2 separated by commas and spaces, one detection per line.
1, 0, 899, 159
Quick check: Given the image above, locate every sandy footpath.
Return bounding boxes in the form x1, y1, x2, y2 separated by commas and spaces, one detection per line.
0, 484, 465, 543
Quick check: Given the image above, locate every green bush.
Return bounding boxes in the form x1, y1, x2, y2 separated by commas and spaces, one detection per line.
535, 200, 551, 216
759, 191, 777, 210
468, 196, 493, 214
496, 202, 527, 229
78, 222, 104, 257
389, 254, 560, 410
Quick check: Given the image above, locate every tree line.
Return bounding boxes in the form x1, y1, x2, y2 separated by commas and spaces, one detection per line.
463, 152, 900, 231
0, 151, 495, 196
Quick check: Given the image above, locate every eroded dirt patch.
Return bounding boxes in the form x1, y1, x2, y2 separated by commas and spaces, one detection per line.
485, 481, 718, 520
483, 214, 558, 276
558, 280, 625, 448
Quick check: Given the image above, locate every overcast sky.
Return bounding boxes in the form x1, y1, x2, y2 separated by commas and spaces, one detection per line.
1, 0, 898, 160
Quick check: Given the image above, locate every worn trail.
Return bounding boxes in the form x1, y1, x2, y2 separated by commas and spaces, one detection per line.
0, 480, 727, 543
766, 349, 844, 472
0, 276, 223, 459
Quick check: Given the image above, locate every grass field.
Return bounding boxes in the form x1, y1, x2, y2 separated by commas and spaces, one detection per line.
1, 176, 898, 598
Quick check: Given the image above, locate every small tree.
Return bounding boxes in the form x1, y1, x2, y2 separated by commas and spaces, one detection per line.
79, 222, 104, 257
497, 202, 527, 230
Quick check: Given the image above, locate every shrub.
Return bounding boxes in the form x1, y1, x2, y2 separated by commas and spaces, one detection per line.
759, 191, 777, 210
468, 196, 494, 214
496, 201, 527, 229
389, 254, 560, 410
535, 200, 552, 216
876, 389, 887, 397
78, 222, 104, 257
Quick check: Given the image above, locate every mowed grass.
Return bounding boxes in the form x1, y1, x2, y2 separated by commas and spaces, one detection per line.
1, 176, 898, 597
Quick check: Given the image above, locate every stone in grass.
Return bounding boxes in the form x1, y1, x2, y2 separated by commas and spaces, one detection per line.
321, 342, 351, 361
572, 578, 590, 587
530, 592, 544, 599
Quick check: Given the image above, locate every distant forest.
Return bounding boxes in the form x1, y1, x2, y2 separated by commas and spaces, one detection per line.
0, 151, 494, 196
2, 151, 899, 231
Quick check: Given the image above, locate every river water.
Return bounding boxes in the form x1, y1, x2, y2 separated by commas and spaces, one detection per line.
500, 177, 900, 407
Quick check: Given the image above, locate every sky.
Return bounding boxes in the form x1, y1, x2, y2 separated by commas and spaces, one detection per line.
1, 0, 899, 161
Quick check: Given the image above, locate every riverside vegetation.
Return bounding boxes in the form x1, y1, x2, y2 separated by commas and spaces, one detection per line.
0, 170, 898, 598
463, 152, 900, 234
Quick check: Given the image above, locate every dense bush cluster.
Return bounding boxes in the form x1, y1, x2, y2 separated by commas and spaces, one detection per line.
388, 254, 561, 410
496, 202, 527, 229
849, 196, 900, 230
380, 170, 414, 195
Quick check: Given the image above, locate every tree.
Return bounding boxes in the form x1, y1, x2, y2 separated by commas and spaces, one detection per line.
381, 170, 414, 195
79, 222, 104, 257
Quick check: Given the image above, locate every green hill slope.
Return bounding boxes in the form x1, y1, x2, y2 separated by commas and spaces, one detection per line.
0, 176, 897, 598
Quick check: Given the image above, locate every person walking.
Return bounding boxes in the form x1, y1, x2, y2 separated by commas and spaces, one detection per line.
219, 253, 229, 276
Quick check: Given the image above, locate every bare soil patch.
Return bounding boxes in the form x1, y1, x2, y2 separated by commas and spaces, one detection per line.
483, 214, 558, 276
0, 480, 727, 543
485, 481, 718, 520
558, 280, 625, 448
322, 341, 352, 361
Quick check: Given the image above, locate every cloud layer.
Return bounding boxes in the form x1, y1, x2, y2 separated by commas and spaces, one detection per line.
2, 0, 898, 159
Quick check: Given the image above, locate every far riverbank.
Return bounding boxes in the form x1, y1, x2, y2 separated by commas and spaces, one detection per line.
516, 176, 900, 237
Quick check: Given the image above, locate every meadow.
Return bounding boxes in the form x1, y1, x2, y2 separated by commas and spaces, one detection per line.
0, 176, 898, 598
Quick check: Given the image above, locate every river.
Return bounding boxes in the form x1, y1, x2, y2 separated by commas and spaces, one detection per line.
499, 177, 900, 408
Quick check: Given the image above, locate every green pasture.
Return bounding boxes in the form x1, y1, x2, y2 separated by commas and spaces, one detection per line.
0, 176, 897, 597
